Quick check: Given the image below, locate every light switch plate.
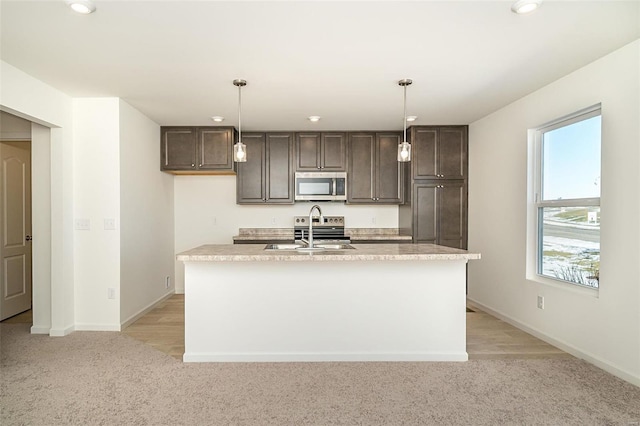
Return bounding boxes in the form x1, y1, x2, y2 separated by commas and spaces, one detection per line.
75, 218, 90, 230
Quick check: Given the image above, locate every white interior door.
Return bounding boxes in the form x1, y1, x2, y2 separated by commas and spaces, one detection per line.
0, 142, 32, 321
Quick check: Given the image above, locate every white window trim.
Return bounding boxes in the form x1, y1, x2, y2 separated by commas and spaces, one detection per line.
526, 104, 601, 292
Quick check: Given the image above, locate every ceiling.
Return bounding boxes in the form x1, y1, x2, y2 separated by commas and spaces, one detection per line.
1, 1, 638, 131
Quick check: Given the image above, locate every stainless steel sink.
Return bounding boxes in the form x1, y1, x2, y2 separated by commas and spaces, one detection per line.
264, 243, 355, 251
264, 244, 306, 250
315, 243, 355, 250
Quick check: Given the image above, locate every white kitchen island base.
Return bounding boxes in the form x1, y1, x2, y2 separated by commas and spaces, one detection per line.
181, 250, 475, 363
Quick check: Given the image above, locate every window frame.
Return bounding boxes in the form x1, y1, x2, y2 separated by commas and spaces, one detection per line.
531, 104, 601, 289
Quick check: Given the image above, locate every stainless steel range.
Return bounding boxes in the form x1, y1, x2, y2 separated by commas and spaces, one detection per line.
294, 215, 350, 243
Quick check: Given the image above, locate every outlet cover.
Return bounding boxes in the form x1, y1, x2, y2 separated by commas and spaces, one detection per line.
108, 288, 116, 299
104, 218, 116, 230
537, 295, 544, 310
75, 218, 90, 230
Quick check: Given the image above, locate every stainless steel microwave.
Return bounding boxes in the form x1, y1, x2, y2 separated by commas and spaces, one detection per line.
294, 172, 347, 201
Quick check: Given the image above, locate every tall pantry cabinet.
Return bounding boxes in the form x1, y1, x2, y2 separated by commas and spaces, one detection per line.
398, 126, 468, 249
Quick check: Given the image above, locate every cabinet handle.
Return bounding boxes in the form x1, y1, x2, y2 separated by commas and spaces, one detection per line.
199, 164, 202, 167
191, 163, 195, 167
26, 235, 32, 241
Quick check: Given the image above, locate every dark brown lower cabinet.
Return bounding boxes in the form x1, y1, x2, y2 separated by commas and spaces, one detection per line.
400, 180, 467, 249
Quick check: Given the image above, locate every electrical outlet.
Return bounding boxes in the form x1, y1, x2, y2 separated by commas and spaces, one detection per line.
271, 217, 277, 225
104, 218, 116, 230
165, 276, 171, 289
107, 288, 116, 299
371, 217, 377, 225
537, 295, 544, 310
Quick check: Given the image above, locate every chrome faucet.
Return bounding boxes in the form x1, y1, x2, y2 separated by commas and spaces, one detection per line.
307, 204, 323, 248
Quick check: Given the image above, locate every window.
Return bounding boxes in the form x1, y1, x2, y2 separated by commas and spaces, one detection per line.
533, 105, 601, 288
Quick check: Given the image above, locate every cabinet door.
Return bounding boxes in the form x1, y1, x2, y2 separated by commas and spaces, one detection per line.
296, 133, 321, 171
375, 133, 402, 203
438, 127, 467, 180
347, 133, 375, 203
412, 127, 438, 179
265, 133, 294, 203
197, 127, 234, 171
412, 181, 467, 248
236, 133, 266, 204
438, 181, 467, 249
321, 132, 346, 171
161, 127, 197, 170
413, 183, 438, 243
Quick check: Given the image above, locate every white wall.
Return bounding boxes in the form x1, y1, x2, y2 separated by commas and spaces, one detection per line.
0, 111, 31, 140
468, 40, 640, 385
173, 175, 399, 291
72, 98, 121, 330
119, 100, 175, 325
0, 60, 75, 336
31, 123, 51, 334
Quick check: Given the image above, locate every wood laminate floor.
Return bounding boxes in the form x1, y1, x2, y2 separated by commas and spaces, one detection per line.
5, 295, 572, 361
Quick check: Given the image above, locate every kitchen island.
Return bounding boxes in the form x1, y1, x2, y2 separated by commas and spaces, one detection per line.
177, 243, 480, 363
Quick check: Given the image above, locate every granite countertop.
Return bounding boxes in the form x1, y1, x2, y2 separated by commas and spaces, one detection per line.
177, 243, 480, 262
232, 228, 412, 242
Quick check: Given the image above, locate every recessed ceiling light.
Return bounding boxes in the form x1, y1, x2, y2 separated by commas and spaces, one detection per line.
308, 116, 321, 122
406, 116, 418, 122
211, 116, 225, 122
511, 0, 542, 14
67, 0, 96, 14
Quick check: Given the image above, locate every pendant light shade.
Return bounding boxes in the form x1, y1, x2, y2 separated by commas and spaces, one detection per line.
398, 79, 413, 162
233, 79, 247, 162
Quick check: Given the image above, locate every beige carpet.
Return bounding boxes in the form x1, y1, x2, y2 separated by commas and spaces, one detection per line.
1, 323, 639, 425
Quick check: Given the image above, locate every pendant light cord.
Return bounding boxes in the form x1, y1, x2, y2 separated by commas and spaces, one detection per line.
238, 84, 242, 143
403, 84, 407, 143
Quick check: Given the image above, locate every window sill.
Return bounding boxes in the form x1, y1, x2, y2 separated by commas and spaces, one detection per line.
527, 274, 599, 298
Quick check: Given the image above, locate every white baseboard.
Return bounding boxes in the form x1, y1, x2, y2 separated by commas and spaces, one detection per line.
120, 291, 175, 329
30, 325, 50, 335
183, 352, 469, 363
467, 298, 640, 388
49, 324, 75, 336
74, 323, 121, 332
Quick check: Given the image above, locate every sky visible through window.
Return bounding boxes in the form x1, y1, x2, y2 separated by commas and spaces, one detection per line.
542, 115, 601, 200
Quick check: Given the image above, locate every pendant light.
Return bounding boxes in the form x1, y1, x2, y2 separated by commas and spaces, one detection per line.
397, 78, 413, 162
233, 79, 247, 162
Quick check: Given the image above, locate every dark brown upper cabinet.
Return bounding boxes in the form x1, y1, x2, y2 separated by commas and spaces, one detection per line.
295, 132, 347, 171
347, 132, 402, 204
161, 126, 236, 174
236, 132, 294, 204
410, 126, 468, 180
